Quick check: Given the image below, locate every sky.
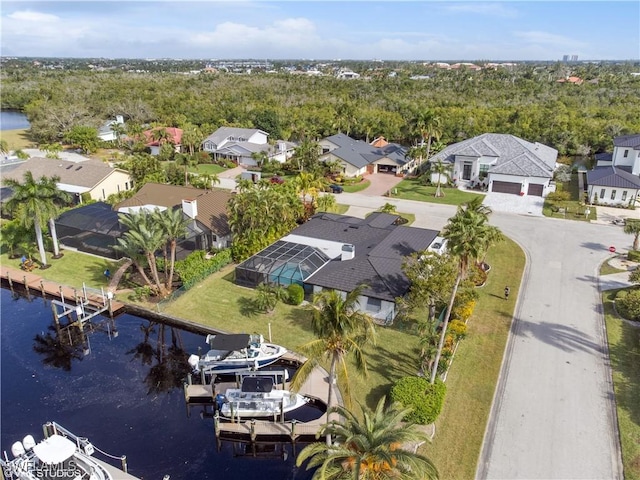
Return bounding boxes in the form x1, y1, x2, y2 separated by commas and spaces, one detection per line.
1, 1, 639, 61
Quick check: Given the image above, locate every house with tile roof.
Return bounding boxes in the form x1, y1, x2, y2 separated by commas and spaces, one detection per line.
115, 183, 232, 252
0, 157, 133, 203
142, 127, 183, 155
235, 212, 441, 324
201, 127, 295, 167
428, 133, 557, 197
319, 133, 414, 177
586, 166, 640, 206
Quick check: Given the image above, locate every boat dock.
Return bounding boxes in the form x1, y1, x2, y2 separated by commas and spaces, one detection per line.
184, 353, 342, 450
0, 264, 125, 316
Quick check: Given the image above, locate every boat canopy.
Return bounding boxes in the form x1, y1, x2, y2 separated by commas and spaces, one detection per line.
208, 334, 251, 351
241, 377, 274, 393
32, 434, 76, 464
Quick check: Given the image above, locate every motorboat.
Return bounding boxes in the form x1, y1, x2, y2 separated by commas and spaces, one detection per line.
188, 333, 286, 375
217, 376, 308, 419
1, 422, 134, 480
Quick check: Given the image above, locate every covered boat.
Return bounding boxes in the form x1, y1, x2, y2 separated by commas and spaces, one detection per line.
188, 333, 286, 375
218, 376, 308, 419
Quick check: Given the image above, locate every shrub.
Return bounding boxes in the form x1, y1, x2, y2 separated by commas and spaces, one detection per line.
616, 290, 628, 301
448, 319, 468, 341
174, 249, 232, 290
628, 251, 640, 262
453, 299, 476, 322
286, 283, 304, 305
616, 289, 640, 321
390, 376, 446, 425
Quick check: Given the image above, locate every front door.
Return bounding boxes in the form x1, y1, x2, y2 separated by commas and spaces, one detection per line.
462, 163, 472, 181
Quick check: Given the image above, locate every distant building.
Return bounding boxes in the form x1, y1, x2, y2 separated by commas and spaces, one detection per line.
571, 55, 578, 62
562, 55, 570, 62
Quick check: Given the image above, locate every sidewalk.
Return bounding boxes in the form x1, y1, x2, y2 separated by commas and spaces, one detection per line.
599, 254, 638, 291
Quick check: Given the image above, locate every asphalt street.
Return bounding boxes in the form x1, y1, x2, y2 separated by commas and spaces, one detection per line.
335, 193, 626, 480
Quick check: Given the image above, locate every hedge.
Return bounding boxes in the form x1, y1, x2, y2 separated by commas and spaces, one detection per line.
390, 376, 446, 425
286, 283, 304, 305
628, 250, 640, 262
174, 249, 232, 290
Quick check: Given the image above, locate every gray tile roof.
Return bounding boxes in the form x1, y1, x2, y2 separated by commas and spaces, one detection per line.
0, 157, 124, 189
613, 134, 640, 149
292, 212, 439, 301
323, 133, 408, 169
430, 133, 557, 179
586, 166, 640, 189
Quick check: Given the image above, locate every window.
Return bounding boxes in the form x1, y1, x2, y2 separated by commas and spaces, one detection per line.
611, 190, 617, 200
624, 149, 629, 158
622, 191, 628, 201
479, 164, 490, 180
366, 297, 382, 313
600, 189, 606, 199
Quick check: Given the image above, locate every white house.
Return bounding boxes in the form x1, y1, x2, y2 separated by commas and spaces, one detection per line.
428, 133, 557, 197
97, 115, 125, 142
586, 166, 640, 206
596, 134, 640, 174
201, 127, 295, 167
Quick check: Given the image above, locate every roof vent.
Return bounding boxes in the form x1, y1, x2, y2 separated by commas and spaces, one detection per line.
341, 244, 355, 261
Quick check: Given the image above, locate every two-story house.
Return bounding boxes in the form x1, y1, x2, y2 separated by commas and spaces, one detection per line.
201, 127, 294, 167
588, 134, 640, 206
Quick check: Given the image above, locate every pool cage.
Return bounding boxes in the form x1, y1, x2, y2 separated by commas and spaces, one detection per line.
235, 240, 331, 288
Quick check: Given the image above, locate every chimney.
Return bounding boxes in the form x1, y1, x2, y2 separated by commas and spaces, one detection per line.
341, 244, 355, 261
182, 198, 198, 219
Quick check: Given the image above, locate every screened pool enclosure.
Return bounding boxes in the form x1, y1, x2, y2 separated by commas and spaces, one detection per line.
235, 240, 331, 288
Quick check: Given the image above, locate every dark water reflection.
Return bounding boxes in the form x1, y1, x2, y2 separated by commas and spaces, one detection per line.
0, 289, 313, 479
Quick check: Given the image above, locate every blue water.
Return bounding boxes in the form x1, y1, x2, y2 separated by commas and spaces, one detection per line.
0, 288, 314, 479
0, 111, 30, 131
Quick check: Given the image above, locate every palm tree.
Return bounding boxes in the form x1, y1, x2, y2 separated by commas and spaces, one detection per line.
430, 161, 452, 197
295, 171, 326, 209
0, 219, 32, 258
113, 235, 154, 287
316, 193, 337, 213
41, 142, 63, 159
175, 153, 196, 185
0, 139, 9, 155
3, 172, 66, 267
291, 285, 376, 444
430, 197, 494, 384
154, 207, 189, 290
625, 219, 640, 251
297, 397, 439, 480
199, 173, 220, 191
38, 175, 72, 258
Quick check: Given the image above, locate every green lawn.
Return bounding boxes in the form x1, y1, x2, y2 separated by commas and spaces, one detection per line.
342, 180, 371, 193
393, 178, 484, 205
603, 288, 640, 480
187, 163, 228, 175
0, 249, 119, 291
318, 203, 349, 215
0, 128, 35, 150
543, 174, 596, 221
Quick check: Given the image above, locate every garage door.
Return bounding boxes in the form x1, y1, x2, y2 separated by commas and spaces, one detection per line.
491, 181, 521, 195
528, 184, 544, 196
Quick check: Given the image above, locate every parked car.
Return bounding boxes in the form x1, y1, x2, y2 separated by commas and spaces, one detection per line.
270, 176, 285, 184
329, 184, 344, 194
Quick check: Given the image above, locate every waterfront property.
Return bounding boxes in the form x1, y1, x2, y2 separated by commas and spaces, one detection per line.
236, 212, 440, 324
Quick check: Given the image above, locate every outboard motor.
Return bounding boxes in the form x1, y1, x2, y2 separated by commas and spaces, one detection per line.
215, 394, 227, 412
188, 354, 201, 373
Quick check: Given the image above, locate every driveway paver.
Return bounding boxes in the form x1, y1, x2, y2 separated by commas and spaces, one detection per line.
359, 173, 404, 196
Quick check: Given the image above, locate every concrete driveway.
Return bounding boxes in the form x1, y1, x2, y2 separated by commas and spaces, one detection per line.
482, 191, 545, 216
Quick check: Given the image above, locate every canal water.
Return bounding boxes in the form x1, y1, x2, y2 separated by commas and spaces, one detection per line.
0, 288, 315, 479
0, 111, 30, 131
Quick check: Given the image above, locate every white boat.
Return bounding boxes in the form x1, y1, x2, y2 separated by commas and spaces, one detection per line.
1, 422, 134, 480
218, 376, 308, 419
188, 333, 286, 375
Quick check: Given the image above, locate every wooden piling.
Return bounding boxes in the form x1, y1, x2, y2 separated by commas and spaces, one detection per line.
23, 276, 31, 300
250, 420, 257, 457
40, 280, 45, 297
7, 272, 14, 293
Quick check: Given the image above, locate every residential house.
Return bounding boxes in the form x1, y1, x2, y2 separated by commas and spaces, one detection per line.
235, 212, 441, 324
201, 127, 295, 167
595, 134, 640, 173
586, 166, 640, 206
115, 183, 232, 253
142, 127, 183, 156
428, 133, 558, 197
319, 133, 414, 177
97, 115, 125, 142
0, 157, 133, 203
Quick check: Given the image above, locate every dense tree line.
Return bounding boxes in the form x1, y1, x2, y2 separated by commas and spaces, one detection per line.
2, 62, 639, 156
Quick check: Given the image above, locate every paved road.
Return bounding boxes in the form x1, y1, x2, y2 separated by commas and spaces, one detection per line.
334, 193, 625, 480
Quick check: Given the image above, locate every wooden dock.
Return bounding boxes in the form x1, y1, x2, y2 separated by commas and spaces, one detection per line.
0, 264, 125, 315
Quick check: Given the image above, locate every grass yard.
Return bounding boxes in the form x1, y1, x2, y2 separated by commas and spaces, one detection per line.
317, 203, 349, 215
0, 249, 119, 291
603, 288, 640, 480
342, 180, 371, 193
543, 174, 597, 221
393, 178, 484, 205
0, 128, 36, 150
425, 237, 524, 478
187, 163, 228, 175
160, 237, 524, 478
